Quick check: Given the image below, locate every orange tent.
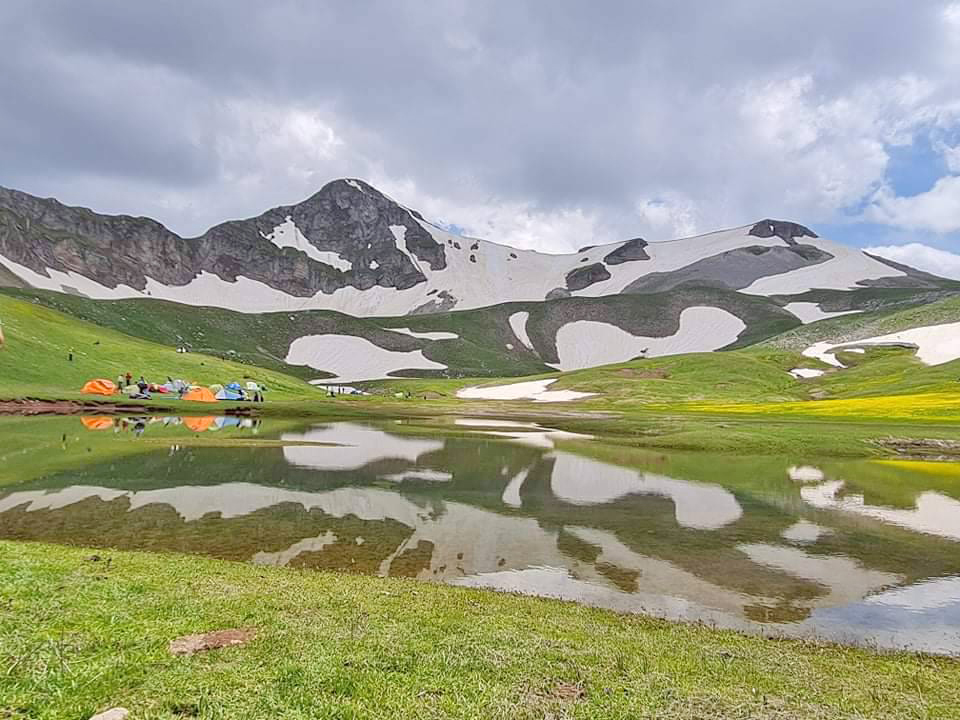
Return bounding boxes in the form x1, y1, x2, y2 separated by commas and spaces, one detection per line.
81, 416, 114, 431
82, 378, 117, 396
183, 415, 216, 433
182, 386, 217, 403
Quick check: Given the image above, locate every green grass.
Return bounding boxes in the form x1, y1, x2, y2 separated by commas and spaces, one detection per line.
759, 294, 960, 353
0, 293, 319, 401
2, 288, 958, 458
2, 541, 958, 719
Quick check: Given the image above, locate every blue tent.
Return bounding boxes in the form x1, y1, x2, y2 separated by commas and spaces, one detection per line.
215, 388, 244, 401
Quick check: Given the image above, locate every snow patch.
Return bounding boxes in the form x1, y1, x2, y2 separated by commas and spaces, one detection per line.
508, 311, 534, 350
381, 470, 453, 483
264, 217, 352, 271
0, 251, 144, 299
789, 368, 825, 379
741, 240, 905, 296
554, 307, 746, 371
456, 379, 595, 403
388, 224, 423, 273
783, 302, 862, 324
386, 327, 459, 341
802, 342, 845, 368
803, 321, 960, 368
286, 334, 447, 382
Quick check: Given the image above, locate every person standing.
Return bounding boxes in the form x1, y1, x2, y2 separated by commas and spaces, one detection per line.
125, 372, 133, 387
68, 347, 74, 362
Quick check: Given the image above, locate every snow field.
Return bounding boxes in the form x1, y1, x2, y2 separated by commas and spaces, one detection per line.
456, 378, 595, 402
285, 334, 447, 382
554, 307, 746, 371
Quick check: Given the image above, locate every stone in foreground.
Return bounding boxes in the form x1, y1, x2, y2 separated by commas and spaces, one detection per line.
89, 709, 129, 720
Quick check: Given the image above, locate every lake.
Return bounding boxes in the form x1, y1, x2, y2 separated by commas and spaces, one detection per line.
1, 414, 959, 655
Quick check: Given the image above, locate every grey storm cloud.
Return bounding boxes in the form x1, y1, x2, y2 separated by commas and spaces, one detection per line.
1, 0, 959, 252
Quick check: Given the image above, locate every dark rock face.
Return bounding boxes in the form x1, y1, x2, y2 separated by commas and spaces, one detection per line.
565, 262, 611, 291
0, 178, 446, 297
603, 238, 649, 265
748, 219, 818, 246
622, 245, 833, 294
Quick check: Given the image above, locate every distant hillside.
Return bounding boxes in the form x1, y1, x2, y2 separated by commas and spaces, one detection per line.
2, 178, 957, 377
1, 180, 953, 319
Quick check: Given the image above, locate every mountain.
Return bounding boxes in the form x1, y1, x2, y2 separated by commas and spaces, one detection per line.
1, 179, 957, 381
1, 179, 950, 316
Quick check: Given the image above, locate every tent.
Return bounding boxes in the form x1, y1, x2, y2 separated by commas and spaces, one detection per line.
182, 386, 217, 403
80, 416, 113, 431
214, 416, 242, 430
209, 383, 224, 394
226, 382, 244, 392
183, 415, 216, 432
245, 381, 260, 392
215, 388, 244, 401
82, 378, 117, 396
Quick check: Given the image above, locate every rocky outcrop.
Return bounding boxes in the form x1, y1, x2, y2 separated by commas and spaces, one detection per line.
565, 262, 611, 291
748, 219, 818, 246
0, 179, 445, 297
603, 237, 649, 264
622, 245, 833, 294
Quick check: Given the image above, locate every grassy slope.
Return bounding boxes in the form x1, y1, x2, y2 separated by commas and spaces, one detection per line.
759, 294, 960, 352
0, 294, 318, 401
0, 288, 554, 379
0, 286, 801, 380
3, 542, 958, 720
1, 288, 957, 456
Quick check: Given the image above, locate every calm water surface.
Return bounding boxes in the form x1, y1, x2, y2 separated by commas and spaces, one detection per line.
1, 414, 959, 655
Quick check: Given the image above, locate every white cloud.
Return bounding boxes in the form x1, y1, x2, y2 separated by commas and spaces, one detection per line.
5, 2, 960, 251
865, 175, 960, 233
865, 242, 960, 279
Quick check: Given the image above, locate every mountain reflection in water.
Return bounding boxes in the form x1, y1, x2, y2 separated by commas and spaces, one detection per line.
1, 416, 959, 655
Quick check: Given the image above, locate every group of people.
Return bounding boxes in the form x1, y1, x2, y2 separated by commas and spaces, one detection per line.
116, 372, 179, 399
114, 372, 267, 402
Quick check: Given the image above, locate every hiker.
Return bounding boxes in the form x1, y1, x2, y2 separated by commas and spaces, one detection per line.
137, 375, 148, 394
125, 372, 133, 387
68, 347, 74, 362
117, 373, 124, 390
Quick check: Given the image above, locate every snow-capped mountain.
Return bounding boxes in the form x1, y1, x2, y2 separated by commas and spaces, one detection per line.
0, 179, 947, 320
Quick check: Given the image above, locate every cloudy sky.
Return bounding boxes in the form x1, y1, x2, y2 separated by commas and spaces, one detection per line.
2, 1, 959, 276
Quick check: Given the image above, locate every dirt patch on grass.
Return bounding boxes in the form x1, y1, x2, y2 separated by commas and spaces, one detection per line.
873, 437, 960, 460
169, 628, 256, 656
615, 368, 670, 379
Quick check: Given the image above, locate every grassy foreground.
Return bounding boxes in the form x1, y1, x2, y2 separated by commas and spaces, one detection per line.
2, 542, 958, 720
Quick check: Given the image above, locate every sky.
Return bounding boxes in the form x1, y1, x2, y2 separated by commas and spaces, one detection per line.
1, 1, 959, 277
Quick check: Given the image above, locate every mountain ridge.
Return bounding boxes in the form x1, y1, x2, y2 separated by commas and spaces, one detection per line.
1, 177, 947, 320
